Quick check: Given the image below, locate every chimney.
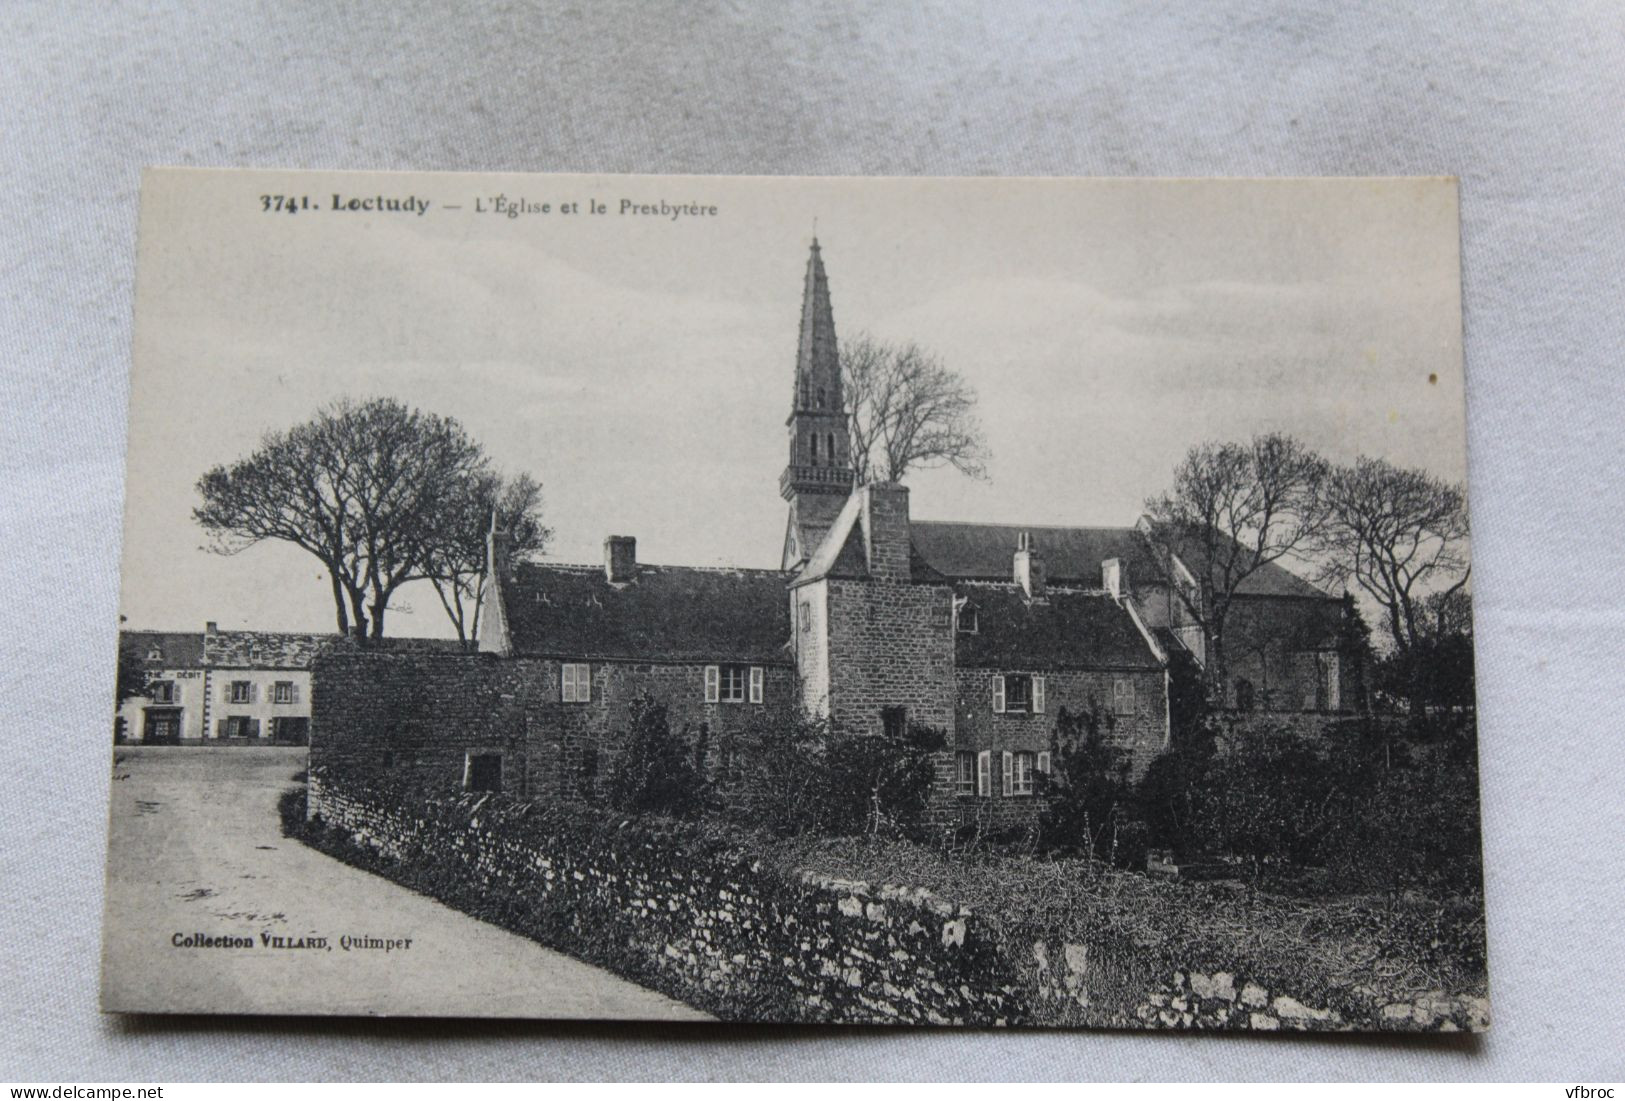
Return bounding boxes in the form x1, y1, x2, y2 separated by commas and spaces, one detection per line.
486, 510, 511, 581
1102, 558, 1129, 600
205, 621, 218, 634
1014, 532, 1047, 602
859, 482, 911, 583
604, 535, 637, 583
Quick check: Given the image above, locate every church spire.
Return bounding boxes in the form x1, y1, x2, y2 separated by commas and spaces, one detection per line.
790, 238, 844, 422
780, 239, 856, 565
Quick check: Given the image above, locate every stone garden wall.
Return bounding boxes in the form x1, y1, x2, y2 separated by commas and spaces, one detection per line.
304, 769, 1486, 1031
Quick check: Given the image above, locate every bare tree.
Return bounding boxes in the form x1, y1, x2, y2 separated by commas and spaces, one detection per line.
1143, 433, 1331, 687
841, 333, 989, 483
195, 397, 505, 640
421, 471, 550, 646
1316, 456, 1470, 658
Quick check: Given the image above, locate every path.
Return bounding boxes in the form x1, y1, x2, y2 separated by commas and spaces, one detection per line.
100, 745, 710, 1020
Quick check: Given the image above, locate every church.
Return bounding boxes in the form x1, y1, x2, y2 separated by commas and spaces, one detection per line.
471, 241, 1350, 827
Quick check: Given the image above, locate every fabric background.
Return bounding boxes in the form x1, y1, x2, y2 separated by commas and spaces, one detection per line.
3, 0, 1622, 1082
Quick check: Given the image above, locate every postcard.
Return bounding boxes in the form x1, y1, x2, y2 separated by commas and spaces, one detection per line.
104, 169, 1484, 1029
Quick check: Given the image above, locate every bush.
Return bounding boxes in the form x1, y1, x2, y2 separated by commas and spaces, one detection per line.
1039, 705, 1140, 865
1136, 711, 1485, 896
607, 694, 707, 819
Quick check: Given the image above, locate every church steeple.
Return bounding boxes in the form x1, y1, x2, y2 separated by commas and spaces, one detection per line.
780, 239, 856, 568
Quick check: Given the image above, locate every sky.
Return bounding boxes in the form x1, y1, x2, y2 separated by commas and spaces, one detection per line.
119, 171, 1467, 638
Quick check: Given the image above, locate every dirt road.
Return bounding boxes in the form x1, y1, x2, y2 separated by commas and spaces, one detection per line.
100, 746, 709, 1020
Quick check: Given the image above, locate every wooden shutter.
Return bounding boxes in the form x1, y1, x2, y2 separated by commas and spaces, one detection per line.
291, 682, 301, 705
1123, 679, 1136, 715
1001, 751, 1014, 796
249, 681, 258, 703
249, 719, 261, 738
992, 675, 1005, 713
215, 718, 226, 739
704, 665, 720, 703
579, 664, 591, 703
1037, 751, 1051, 775
1033, 675, 1046, 714
749, 666, 763, 704
976, 750, 990, 796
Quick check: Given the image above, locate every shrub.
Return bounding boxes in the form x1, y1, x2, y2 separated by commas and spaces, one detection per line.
819, 721, 946, 839
1039, 704, 1140, 865
607, 694, 707, 819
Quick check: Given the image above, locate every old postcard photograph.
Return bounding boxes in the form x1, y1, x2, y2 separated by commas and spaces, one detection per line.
103, 169, 1484, 1030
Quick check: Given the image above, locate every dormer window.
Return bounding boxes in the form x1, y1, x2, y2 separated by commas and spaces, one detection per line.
146, 646, 163, 661
955, 600, 978, 634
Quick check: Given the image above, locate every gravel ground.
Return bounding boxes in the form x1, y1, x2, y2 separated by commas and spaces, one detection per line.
99, 745, 709, 1021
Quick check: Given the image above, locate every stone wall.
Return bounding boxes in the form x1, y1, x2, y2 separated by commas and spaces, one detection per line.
302, 771, 1486, 1031
306, 773, 1027, 1025
945, 666, 1167, 831
310, 650, 796, 803
823, 578, 956, 738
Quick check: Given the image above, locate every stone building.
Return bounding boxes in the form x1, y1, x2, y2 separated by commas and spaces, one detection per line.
116, 622, 327, 744
313, 238, 1351, 827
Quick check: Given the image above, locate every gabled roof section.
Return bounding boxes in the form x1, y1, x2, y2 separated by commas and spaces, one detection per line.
952, 584, 1165, 672
502, 561, 793, 664
121, 630, 205, 669
1158, 530, 1331, 599
912, 521, 1159, 586
795, 491, 868, 584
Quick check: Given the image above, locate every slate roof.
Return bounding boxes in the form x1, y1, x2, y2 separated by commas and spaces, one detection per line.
912, 522, 1159, 585
912, 519, 1329, 600
953, 584, 1164, 672
204, 630, 334, 669
501, 561, 793, 664
122, 630, 205, 669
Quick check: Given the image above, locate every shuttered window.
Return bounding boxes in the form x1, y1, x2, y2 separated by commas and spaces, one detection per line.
976, 750, 991, 797
1001, 751, 1014, 796
1113, 678, 1136, 716
749, 666, 764, 704
561, 663, 591, 703
992, 675, 1005, 713
704, 665, 720, 703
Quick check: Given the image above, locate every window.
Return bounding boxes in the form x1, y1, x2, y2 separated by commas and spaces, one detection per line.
957, 602, 978, 634
1113, 678, 1136, 717
955, 751, 977, 796
273, 680, 294, 705
809, 433, 819, 464
817, 386, 826, 408
561, 662, 592, 703
826, 432, 836, 462
145, 646, 163, 661
707, 664, 759, 704
465, 752, 502, 793
800, 600, 812, 633
976, 750, 991, 797
993, 673, 1045, 714
881, 706, 907, 739
1316, 653, 1341, 712
229, 680, 251, 704
149, 680, 176, 704
1013, 751, 1037, 796
222, 716, 258, 739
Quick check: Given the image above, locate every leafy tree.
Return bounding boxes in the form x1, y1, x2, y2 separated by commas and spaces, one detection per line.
114, 633, 153, 705
194, 397, 537, 640
1143, 433, 1330, 693
841, 333, 990, 483
607, 695, 706, 819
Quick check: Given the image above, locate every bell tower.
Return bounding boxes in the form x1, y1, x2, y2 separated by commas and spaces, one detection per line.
780, 239, 856, 569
